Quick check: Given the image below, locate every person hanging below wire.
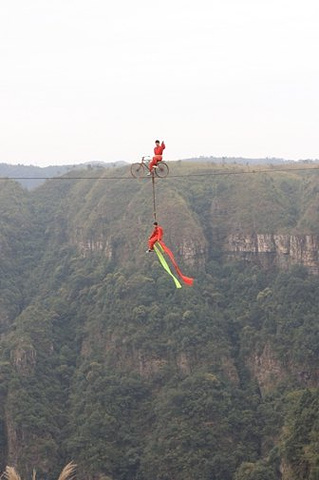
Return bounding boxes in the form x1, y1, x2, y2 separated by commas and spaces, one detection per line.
147, 140, 165, 175
146, 221, 194, 287
147, 221, 163, 252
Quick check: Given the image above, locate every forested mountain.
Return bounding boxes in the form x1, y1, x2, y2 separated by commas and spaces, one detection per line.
0, 162, 318, 480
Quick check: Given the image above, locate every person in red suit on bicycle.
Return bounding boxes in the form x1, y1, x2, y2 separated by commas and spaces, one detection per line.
147, 221, 164, 252
148, 140, 165, 174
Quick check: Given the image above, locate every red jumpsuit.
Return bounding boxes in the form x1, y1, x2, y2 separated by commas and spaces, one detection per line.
149, 142, 165, 171
148, 224, 164, 250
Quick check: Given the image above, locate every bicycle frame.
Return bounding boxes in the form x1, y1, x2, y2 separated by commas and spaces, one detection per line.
130, 157, 169, 178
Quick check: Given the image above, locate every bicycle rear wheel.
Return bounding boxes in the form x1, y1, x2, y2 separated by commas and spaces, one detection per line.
131, 163, 146, 178
155, 162, 169, 178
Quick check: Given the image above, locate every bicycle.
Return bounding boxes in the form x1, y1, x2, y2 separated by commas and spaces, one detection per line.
130, 156, 169, 178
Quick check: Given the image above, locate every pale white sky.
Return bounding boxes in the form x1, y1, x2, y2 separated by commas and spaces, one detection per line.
0, 0, 318, 166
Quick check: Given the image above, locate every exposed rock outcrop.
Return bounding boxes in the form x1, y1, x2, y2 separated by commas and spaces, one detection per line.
177, 238, 207, 266
247, 343, 287, 397
11, 342, 37, 375
224, 233, 319, 273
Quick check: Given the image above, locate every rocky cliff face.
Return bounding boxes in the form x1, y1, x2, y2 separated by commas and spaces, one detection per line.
68, 215, 208, 268
70, 228, 319, 274
224, 233, 319, 273
70, 231, 113, 258
247, 342, 319, 399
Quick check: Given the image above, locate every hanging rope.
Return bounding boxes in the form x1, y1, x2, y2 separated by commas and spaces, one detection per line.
152, 174, 157, 221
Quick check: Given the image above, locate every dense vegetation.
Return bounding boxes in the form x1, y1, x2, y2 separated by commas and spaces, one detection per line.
0, 162, 318, 480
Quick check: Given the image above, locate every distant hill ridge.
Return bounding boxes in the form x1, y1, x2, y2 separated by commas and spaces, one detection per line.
1, 157, 319, 189
182, 156, 319, 165
0, 161, 126, 189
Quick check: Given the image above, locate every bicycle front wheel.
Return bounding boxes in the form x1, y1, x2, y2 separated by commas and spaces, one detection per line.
155, 162, 169, 178
131, 163, 146, 178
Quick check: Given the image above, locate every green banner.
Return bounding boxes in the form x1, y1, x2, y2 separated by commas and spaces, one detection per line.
154, 244, 182, 289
